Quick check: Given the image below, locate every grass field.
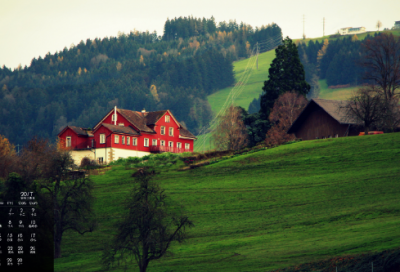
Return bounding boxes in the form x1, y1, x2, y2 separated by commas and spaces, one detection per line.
55, 132, 400, 272
296, 29, 400, 44
197, 49, 275, 152
317, 79, 358, 100
207, 50, 276, 114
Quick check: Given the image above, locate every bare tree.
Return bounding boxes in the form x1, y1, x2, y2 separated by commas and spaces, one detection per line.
376, 20, 383, 31
266, 91, 307, 146
362, 33, 400, 101
341, 85, 386, 134
212, 105, 248, 151
102, 167, 193, 272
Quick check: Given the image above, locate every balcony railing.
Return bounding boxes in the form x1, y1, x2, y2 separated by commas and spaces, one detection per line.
149, 146, 187, 153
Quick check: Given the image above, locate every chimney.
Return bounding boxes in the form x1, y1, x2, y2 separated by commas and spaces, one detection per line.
114, 106, 117, 125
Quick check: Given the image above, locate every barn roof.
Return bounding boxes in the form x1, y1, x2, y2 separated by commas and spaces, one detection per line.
287, 98, 358, 134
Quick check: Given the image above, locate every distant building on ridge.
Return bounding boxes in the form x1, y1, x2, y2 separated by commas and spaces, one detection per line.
339, 27, 366, 35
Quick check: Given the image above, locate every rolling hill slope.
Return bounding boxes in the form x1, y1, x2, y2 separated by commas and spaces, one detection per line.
55, 132, 400, 272
207, 49, 276, 114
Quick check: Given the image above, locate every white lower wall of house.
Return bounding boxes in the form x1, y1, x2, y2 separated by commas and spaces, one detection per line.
71, 148, 150, 165
93, 148, 150, 164
112, 148, 150, 160
70, 150, 95, 166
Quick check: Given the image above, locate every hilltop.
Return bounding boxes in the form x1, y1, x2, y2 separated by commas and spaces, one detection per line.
55, 132, 400, 271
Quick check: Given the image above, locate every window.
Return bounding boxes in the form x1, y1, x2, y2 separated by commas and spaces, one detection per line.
161, 140, 165, 146
169, 141, 173, 147
144, 138, 149, 147
91, 139, 94, 148
152, 139, 157, 146
132, 138, 137, 146
169, 127, 174, 136
98, 157, 103, 164
111, 114, 117, 121
165, 115, 170, 122
66, 137, 71, 147
122, 136, 125, 144
100, 134, 105, 144
127, 137, 130, 145
185, 143, 190, 150
160, 126, 165, 135
114, 135, 119, 144
177, 142, 182, 149
118, 123, 124, 126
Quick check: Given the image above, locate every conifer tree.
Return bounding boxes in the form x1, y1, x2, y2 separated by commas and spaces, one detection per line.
260, 37, 310, 120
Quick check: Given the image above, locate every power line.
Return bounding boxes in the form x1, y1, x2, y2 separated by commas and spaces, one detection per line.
194, 34, 283, 151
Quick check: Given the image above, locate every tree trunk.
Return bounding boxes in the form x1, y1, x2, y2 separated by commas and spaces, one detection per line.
54, 229, 62, 258
139, 260, 149, 272
364, 126, 370, 135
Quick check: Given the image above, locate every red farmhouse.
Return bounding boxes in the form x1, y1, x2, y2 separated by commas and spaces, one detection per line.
58, 107, 196, 164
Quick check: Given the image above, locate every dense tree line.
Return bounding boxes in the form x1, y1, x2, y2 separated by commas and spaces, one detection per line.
163, 16, 282, 59
296, 34, 389, 89
0, 17, 280, 146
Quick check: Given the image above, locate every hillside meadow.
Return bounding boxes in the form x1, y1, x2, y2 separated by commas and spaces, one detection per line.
55, 132, 400, 271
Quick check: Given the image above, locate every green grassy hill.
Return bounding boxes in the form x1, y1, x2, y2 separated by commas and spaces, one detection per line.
196, 50, 275, 152
207, 50, 276, 114
55, 133, 400, 272
318, 79, 358, 100
297, 29, 400, 44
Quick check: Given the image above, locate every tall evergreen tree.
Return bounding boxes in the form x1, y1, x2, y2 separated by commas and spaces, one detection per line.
260, 37, 310, 119
245, 37, 309, 147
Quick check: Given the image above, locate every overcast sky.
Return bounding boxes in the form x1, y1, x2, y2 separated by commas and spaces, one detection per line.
1, 0, 399, 69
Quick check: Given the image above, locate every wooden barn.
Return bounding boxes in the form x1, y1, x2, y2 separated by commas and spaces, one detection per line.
287, 98, 361, 140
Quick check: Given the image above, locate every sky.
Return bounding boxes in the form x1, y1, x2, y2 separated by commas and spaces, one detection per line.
1, 0, 399, 69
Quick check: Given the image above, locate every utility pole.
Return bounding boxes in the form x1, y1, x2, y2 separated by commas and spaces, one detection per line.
303, 14, 305, 39
256, 42, 259, 70
323, 17, 325, 37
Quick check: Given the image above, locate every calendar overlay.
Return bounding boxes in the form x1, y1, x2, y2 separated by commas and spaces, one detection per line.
0, 192, 54, 271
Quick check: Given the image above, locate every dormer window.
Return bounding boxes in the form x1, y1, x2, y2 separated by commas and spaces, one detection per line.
165, 115, 170, 123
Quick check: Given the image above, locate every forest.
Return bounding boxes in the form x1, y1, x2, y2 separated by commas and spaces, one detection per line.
0, 16, 282, 146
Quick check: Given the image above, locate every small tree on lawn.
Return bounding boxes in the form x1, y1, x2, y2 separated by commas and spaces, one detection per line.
102, 167, 193, 272
265, 91, 307, 146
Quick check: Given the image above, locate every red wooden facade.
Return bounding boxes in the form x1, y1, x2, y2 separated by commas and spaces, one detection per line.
58, 107, 196, 158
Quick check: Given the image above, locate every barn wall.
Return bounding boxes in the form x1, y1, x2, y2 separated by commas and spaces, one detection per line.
294, 108, 349, 140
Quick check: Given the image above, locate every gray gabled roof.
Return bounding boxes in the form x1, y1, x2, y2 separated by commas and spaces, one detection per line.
287, 98, 358, 134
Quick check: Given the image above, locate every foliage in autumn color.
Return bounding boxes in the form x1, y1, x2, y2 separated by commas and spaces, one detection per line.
212, 105, 248, 151
0, 134, 16, 178
265, 92, 307, 146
